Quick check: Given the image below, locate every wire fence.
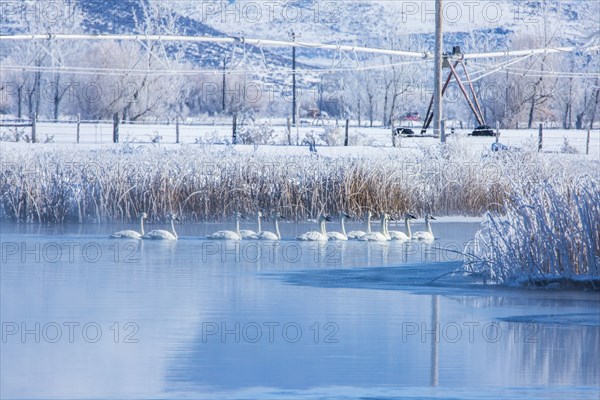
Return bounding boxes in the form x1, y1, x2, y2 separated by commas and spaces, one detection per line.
0, 115, 598, 156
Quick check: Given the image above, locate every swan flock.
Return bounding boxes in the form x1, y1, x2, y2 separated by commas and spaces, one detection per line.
109, 212, 436, 242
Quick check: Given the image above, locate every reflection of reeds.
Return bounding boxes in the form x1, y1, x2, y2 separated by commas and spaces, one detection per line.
512, 322, 600, 386
466, 179, 600, 284
0, 144, 594, 225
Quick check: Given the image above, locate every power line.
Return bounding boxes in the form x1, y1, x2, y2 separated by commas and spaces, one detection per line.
503, 69, 600, 79
0, 60, 431, 76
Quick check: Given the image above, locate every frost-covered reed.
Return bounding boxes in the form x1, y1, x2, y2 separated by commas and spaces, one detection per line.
0, 142, 596, 224
465, 178, 600, 286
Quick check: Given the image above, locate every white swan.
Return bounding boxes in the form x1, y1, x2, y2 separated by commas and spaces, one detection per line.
327, 212, 351, 241
208, 212, 243, 240
142, 214, 179, 240
297, 214, 332, 242
389, 213, 417, 241
249, 212, 283, 240
240, 211, 262, 239
110, 212, 148, 239
359, 213, 391, 242
412, 214, 437, 241
347, 211, 372, 240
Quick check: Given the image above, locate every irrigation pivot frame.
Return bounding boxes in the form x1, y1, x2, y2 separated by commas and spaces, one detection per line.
420, 46, 492, 136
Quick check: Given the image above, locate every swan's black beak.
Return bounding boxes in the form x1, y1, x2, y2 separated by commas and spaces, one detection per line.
175, 217, 181, 222
429, 216, 437, 220
324, 215, 333, 222
343, 212, 351, 219
389, 215, 396, 221
407, 213, 417, 219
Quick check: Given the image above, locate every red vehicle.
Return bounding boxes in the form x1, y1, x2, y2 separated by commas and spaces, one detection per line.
401, 111, 421, 122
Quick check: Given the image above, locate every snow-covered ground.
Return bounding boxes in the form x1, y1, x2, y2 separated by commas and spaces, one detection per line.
1, 121, 598, 158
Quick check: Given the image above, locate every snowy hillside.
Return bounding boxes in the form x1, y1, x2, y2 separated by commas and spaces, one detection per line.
68, 0, 598, 81
78, 0, 306, 70
1, 1, 592, 63
156, 0, 592, 54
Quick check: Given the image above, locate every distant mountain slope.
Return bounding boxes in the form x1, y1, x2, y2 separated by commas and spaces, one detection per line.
160, 0, 589, 53
1, 0, 592, 71
78, 0, 288, 69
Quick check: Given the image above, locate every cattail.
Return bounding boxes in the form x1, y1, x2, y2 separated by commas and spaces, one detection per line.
0, 143, 595, 227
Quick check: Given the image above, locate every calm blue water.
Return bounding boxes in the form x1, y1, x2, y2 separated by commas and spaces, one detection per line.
1, 221, 599, 399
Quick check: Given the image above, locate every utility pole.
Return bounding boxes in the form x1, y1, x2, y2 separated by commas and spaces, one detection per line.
222, 57, 226, 113
433, 0, 444, 139
319, 76, 323, 115
291, 30, 297, 126
504, 44, 509, 128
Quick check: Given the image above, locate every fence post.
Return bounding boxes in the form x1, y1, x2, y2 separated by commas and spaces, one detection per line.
175, 116, 180, 144
538, 123, 543, 152
30, 112, 37, 143
495, 121, 500, 143
232, 113, 237, 144
344, 118, 349, 146
440, 120, 446, 143
76, 113, 81, 144
287, 117, 292, 145
113, 113, 120, 143
17, 87, 22, 119
586, 129, 591, 155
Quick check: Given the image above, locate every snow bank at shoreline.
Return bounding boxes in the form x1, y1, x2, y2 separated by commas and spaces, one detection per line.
465, 179, 600, 287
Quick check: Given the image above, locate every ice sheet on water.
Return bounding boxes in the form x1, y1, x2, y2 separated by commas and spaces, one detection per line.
499, 313, 600, 327
166, 384, 599, 400
274, 261, 490, 296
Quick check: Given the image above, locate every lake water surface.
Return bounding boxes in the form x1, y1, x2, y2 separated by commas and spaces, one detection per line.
1, 221, 599, 399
